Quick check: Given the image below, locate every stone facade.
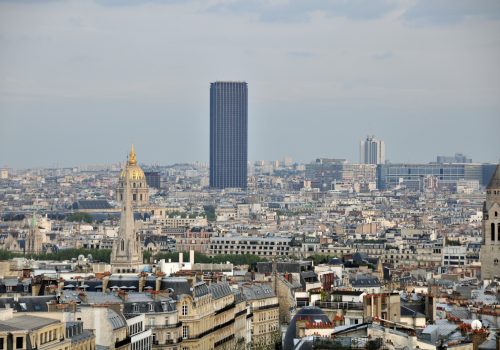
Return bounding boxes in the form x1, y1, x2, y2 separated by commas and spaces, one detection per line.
480, 164, 500, 281
239, 284, 280, 349
110, 150, 143, 274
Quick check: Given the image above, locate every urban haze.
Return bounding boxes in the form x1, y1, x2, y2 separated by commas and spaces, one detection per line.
1, 0, 500, 167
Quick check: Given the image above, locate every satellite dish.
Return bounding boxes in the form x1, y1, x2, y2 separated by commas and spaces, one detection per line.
471, 320, 482, 330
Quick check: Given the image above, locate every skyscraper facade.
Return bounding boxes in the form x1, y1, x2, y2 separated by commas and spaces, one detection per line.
360, 135, 385, 164
210, 81, 248, 189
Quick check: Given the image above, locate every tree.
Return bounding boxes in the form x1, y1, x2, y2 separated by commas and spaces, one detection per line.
26, 249, 111, 263
203, 205, 216, 222
66, 212, 93, 223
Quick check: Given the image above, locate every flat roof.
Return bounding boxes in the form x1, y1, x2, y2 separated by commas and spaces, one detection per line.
0, 315, 58, 331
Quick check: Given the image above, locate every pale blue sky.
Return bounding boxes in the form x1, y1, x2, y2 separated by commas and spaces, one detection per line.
0, 0, 499, 168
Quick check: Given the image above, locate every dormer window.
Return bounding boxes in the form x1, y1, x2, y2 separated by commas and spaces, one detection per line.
181, 302, 188, 316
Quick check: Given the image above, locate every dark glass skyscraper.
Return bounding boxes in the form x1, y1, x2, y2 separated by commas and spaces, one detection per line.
210, 81, 248, 189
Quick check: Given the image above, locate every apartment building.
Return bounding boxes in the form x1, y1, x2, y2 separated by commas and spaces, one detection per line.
0, 311, 72, 350
209, 236, 291, 257
239, 283, 279, 349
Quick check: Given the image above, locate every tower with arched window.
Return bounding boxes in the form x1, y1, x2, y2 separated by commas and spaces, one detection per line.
110, 148, 144, 274
480, 164, 500, 281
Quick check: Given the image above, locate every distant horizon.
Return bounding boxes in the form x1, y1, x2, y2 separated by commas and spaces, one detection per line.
2, 156, 499, 171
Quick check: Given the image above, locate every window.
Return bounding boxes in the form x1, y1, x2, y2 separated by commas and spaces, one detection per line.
148, 303, 154, 312
492, 223, 496, 241
0, 337, 4, 350
495, 259, 499, 266
16, 337, 23, 349
181, 303, 188, 316
182, 326, 189, 339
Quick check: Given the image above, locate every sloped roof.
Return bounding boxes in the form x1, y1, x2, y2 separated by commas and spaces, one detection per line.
240, 283, 275, 300
107, 309, 126, 330
487, 164, 500, 190
208, 282, 232, 300
72, 200, 112, 210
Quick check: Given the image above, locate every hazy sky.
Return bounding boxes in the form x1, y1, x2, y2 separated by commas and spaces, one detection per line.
1, 0, 499, 168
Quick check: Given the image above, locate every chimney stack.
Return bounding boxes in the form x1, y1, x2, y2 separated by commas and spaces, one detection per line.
190, 250, 195, 266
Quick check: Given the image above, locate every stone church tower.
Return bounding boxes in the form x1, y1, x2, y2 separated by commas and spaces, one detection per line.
480, 164, 500, 281
110, 150, 144, 274
25, 212, 43, 255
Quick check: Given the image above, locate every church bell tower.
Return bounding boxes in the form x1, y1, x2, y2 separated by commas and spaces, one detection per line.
480, 164, 500, 281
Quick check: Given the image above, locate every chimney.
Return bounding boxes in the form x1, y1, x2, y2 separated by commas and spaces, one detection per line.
117, 291, 128, 302
102, 276, 109, 293
189, 250, 195, 266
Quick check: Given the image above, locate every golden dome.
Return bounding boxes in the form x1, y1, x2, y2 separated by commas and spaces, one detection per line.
119, 144, 146, 180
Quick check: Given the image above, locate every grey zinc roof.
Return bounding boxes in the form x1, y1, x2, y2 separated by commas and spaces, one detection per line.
193, 282, 210, 298
240, 283, 275, 300
0, 315, 58, 331
122, 297, 176, 314
69, 329, 95, 343
72, 200, 112, 210
160, 277, 192, 298
82, 292, 122, 304
107, 309, 126, 330
208, 282, 232, 300
3, 279, 19, 287
300, 271, 318, 279
350, 276, 381, 287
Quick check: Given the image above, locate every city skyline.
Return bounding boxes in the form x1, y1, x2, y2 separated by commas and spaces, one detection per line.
1, 0, 499, 167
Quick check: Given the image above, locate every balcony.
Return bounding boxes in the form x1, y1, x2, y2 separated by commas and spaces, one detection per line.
314, 301, 364, 311
251, 303, 280, 312
146, 322, 182, 330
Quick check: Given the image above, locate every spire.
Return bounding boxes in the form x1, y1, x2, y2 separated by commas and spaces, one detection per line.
110, 154, 143, 273
487, 164, 500, 190
119, 166, 134, 237
31, 212, 37, 229
128, 144, 137, 165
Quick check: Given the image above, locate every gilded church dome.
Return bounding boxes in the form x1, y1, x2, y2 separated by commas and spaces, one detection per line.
119, 144, 146, 181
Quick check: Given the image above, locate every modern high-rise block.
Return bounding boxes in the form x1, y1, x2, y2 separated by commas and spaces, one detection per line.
210, 81, 248, 189
360, 135, 385, 165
